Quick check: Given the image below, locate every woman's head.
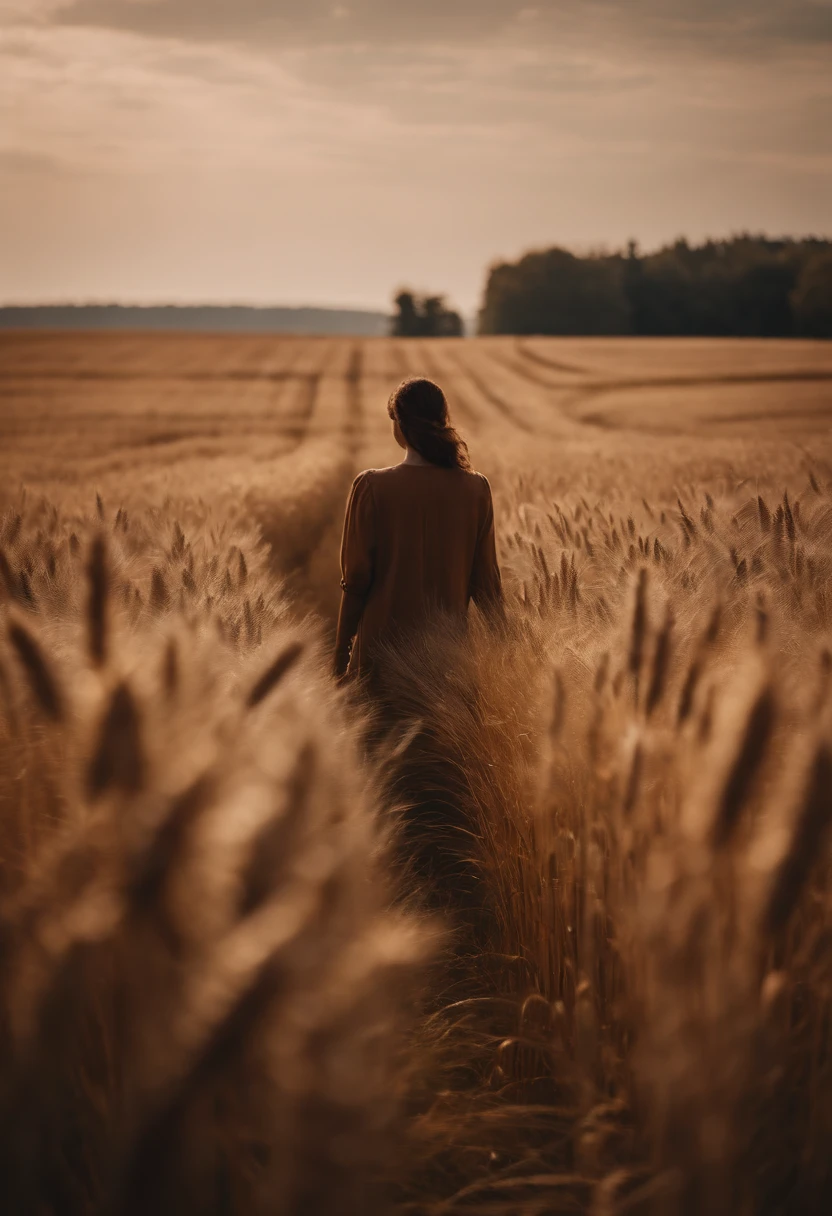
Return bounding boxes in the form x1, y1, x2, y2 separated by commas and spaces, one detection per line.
387, 377, 471, 470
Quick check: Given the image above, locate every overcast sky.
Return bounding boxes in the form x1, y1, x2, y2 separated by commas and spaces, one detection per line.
1, 1, 830, 311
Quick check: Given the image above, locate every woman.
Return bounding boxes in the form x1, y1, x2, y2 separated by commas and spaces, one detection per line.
335, 376, 502, 682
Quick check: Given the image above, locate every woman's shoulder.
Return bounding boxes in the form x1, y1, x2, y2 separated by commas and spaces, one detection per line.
350, 468, 379, 489
353, 464, 491, 494
347, 470, 378, 508
467, 469, 492, 494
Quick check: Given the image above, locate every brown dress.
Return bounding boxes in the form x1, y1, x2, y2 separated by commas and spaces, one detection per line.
335, 464, 502, 679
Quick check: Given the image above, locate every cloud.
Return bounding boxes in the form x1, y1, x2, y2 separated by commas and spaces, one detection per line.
34, 0, 832, 56
1, 1, 829, 309
0, 148, 64, 174
26, 0, 517, 43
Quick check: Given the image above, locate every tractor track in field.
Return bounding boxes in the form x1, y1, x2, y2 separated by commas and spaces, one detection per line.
273, 341, 364, 624
514, 341, 590, 376
484, 346, 585, 390
0, 368, 325, 384
343, 342, 364, 458
284, 373, 323, 447
386, 342, 411, 381
495, 342, 832, 435
447, 348, 537, 435
561, 367, 832, 400
554, 367, 832, 432
416, 346, 482, 431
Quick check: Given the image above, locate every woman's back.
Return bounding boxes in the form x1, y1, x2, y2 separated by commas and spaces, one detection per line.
338, 463, 500, 678
334, 375, 502, 681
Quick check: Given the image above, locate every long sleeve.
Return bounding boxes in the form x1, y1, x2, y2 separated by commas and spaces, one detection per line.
469, 477, 503, 615
334, 472, 376, 676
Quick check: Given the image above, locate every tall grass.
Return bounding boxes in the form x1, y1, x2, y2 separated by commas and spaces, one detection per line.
1, 465, 832, 1213
379, 474, 832, 1214
0, 497, 430, 1214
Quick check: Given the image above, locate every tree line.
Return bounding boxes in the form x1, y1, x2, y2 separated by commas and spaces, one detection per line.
478, 236, 832, 337
392, 236, 832, 338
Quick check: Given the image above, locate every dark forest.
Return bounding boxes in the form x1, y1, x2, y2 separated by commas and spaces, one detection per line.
478, 236, 832, 337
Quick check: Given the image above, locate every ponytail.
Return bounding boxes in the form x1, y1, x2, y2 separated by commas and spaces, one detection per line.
387, 378, 470, 470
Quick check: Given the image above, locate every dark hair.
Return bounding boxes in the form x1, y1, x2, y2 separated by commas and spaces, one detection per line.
387, 377, 471, 470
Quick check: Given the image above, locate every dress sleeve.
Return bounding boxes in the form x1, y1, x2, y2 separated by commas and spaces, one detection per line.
334, 472, 375, 675
339, 472, 375, 597
469, 476, 503, 615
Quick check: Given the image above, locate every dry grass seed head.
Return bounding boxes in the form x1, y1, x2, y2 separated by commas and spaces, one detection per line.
710, 684, 776, 849
246, 640, 305, 710
6, 618, 65, 723
629, 568, 649, 690
645, 606, 674, 719
86, 533, 109, 668
762, 742, 832, 936
237, 741, 317, 918
86, 681, 146, 800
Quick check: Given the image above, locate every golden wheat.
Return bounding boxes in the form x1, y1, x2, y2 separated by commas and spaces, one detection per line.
1, 332, 832, 1213
0, 501, 431, 1214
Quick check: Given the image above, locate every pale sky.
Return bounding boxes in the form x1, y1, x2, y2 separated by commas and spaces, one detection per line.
1, 1, 830, 312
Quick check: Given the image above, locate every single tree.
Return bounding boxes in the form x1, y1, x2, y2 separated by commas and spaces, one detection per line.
391, 291, 464, 338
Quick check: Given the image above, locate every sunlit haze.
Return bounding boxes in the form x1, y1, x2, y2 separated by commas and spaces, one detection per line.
1, 0, 830, 312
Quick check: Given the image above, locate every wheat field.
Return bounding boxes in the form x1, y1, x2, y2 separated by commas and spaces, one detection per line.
1, 331, 832, 1215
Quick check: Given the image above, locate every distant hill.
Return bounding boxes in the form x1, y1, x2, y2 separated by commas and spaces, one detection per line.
0, 305, 390, 336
